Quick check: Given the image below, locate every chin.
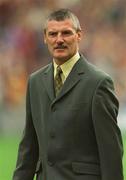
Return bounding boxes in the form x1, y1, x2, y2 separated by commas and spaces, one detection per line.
54, 52, 72, 59
54, 54, 68, 60
56, 56, 69, 61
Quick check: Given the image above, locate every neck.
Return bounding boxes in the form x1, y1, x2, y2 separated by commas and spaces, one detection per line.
54, 52, 79, 65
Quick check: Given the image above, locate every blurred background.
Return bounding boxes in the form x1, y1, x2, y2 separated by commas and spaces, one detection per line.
0, 0, 126, 179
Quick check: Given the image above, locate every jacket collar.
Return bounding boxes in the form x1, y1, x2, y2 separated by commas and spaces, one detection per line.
42, 54, 87, 103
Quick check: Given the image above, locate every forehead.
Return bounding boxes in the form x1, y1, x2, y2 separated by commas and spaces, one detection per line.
46, 19, 75, 32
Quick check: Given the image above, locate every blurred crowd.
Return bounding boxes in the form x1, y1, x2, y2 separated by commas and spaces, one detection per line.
0, 0, 126, 109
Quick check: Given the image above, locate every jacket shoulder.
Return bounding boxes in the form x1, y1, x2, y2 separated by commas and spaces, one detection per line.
84, 58, 112, 81
29, 63, 52, 80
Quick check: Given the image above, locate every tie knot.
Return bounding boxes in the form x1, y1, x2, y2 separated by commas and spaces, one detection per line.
56, 66, 62, 75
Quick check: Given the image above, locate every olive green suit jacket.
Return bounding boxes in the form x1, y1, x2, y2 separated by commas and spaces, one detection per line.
13, 55, 123, 180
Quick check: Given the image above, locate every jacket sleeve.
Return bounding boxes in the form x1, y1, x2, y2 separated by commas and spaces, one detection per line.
92, 76, 124, 180
13, 79, 39, 180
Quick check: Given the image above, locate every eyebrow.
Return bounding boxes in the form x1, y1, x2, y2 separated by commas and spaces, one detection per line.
48, 28, 75, 33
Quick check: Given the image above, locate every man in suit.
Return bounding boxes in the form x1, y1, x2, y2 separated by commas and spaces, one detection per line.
13, 9, 123, 180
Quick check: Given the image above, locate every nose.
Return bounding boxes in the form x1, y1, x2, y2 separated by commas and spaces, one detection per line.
56, 33, 64, 44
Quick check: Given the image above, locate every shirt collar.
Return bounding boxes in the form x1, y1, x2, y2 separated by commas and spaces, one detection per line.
53, 52, 80, 80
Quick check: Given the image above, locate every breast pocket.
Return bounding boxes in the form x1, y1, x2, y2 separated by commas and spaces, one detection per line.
65, 102, 88, 111
72, 162, 100, 176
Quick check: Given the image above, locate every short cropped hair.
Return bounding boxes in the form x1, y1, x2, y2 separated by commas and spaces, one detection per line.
44, 9, 81, 33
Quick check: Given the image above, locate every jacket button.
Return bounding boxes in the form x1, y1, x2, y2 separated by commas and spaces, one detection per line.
51, 106, 56, 112
50, 132, 55, 138
47, 160, 54, 166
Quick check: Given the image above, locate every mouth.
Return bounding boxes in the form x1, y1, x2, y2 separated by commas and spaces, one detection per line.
54, 45, 67, 50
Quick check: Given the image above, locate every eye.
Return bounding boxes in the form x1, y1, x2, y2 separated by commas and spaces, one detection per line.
48, 32, 57, 37
62, 30, 74, 36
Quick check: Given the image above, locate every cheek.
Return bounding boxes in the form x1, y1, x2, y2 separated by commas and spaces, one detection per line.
68, 40, 78, 49
46, 41, 54, 49
46, 44, 53, 54
66, 36, 78, 46
46, 38, 55, 45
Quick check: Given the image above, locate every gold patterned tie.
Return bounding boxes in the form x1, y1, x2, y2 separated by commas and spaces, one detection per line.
54, 66, 63, 96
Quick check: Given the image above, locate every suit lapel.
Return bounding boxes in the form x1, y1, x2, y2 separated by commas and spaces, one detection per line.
42, 63, 55, 101
42, 56, 87, 103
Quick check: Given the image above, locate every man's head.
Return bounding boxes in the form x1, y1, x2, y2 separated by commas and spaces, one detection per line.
44, 9, 82, 65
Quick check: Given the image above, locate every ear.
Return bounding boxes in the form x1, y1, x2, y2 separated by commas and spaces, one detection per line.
43, 33, 47, 44
77, 30, 82, 42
